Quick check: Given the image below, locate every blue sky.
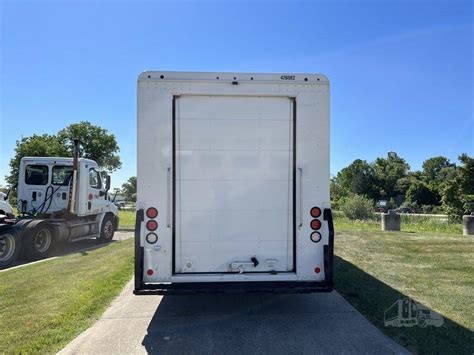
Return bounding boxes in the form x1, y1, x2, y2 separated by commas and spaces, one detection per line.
1, 0, 472, 188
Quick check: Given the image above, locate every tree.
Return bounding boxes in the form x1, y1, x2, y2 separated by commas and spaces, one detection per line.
57, 121, 121, 173
422, 156, 454, 182
373, 155, 410, 198
334, 159, 378, 199
121, 176, 137, 202
405, 180, 438, 205
330, 177, 346, 210
6, 134, 69, 187
457, 154, 474, 195
394, 173, 420, 195
441, 154, 474, 220
421, 156, 456, 204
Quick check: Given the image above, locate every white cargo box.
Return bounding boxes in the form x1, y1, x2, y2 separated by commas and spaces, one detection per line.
135, 71, 333, 294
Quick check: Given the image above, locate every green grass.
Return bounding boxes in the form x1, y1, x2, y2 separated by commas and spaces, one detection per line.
0, 239, 134, 354
118, 210, 135, 229
334, 211, 463, 234
335, 228, 474, 354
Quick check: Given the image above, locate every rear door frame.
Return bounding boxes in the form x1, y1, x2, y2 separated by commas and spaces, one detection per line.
171, 94, 297, 275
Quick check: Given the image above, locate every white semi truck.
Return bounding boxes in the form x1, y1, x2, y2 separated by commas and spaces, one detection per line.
0, 141, 119, 268
135, 71, 333, 294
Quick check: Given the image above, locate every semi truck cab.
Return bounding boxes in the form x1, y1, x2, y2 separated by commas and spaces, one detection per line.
18, 157, 114, 217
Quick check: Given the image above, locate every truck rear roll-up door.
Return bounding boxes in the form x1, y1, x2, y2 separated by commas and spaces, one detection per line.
174, 95, 295, 274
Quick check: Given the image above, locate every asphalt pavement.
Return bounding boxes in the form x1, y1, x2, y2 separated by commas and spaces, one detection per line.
60, 279, 408, 354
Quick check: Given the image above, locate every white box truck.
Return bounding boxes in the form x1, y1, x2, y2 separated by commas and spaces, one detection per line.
135, 71, 333, 294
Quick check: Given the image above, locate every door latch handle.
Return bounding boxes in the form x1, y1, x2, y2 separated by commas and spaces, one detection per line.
251, 256, 259, 267
230, 256, 259, 273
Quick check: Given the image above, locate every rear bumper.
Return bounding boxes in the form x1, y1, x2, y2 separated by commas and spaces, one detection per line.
134, 280, 333, 295
134, 208, 335, 295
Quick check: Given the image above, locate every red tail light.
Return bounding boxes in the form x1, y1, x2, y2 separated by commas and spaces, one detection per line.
147, 269, 154, 276
314, 267, 321, 274
310, 207, 321, 218
310, 219, 321, 230
146, 220, 158, 231
146, 207, 158, 219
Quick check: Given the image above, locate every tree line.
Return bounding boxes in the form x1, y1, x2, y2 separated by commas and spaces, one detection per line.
331, 153, 474, 220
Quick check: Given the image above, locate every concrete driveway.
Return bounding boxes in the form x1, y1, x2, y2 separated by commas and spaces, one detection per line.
60, 280, 408, 354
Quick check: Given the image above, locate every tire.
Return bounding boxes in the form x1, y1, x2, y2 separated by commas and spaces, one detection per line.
418, 317, 427, 328
24, 224, 53, 261
97, 215, 115, 244
0, 226, 21, 269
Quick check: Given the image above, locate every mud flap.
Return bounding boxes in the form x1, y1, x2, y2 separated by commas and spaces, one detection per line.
323, 208, 334, 290
134, 209, 144, 292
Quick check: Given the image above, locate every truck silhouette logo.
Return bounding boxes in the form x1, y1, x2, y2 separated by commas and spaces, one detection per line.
384, 298, 444, 328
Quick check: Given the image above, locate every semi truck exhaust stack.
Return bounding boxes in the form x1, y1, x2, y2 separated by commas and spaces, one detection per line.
68, 139, 80, 214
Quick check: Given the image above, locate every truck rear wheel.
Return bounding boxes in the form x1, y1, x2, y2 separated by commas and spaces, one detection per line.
97, 215, 115, 244
0, 226, 21, 269
24, 225, 53, 261
418, 317, 427, 328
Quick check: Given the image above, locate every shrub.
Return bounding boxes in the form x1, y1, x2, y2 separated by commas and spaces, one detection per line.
420, 205, 432, 214
340, 194, 374, 220
398, 201, 420, 213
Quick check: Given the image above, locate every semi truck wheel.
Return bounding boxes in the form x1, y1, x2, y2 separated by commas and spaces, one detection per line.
24, 225, 53, 260
418, 317, 427, 328
0, 226, 21, 269
97, 215, 115, 243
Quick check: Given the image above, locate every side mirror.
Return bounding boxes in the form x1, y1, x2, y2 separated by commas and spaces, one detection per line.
105, 175, 111, 191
